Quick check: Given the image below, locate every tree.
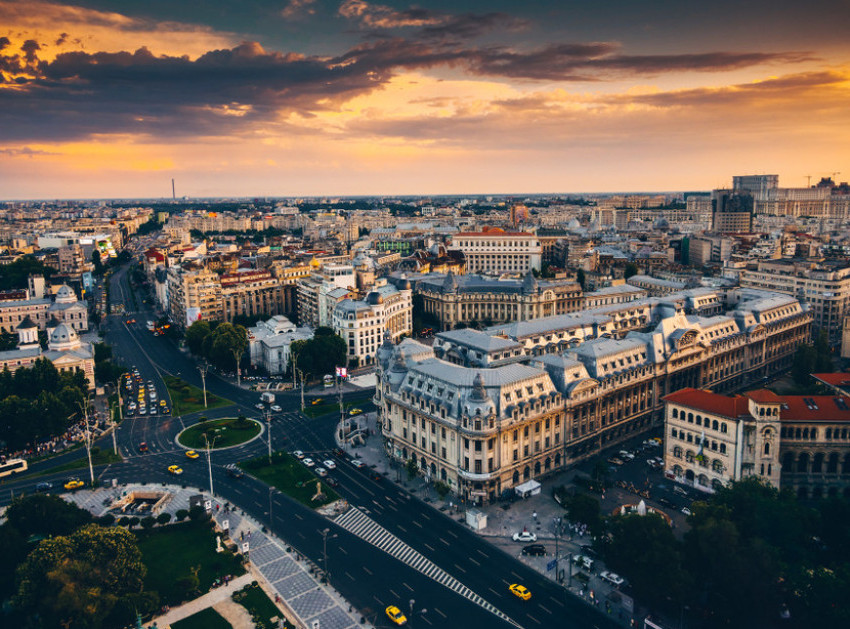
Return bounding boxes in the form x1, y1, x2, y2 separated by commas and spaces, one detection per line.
291, 331, 347, 381
0, 256, 55, 291
623, 262, 639, 279
92, 250, 104, 275
604, 513, 689, 610
14, 524, 146, 629
184, 320, 212, 356
406, 457, 419, 480
434, 481, 450, 499
156, 512, 172, 526
141, 516, 156, 530
576, 268, 586, 290
206, 322, 249, 375
4, 494, 93, 539
565, 493, 602, 532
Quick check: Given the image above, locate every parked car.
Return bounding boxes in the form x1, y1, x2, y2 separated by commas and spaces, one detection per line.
521, 544, 546, 556
573, 554, 595, 571
600, 571, 625, 587
512, 530, 537, 543
618, 450, 635, 461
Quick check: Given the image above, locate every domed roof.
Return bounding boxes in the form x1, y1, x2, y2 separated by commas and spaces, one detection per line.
366, 291, 384, 305
17, 315, 38, 330
49, 322, 81, 350
54, 284, 76, 303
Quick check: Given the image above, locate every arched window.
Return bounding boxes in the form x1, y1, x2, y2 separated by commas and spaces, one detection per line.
720, 423, 727, 434
672, 408, 678, 418
797, 452, 809, 474
673, 446, 683, 458
720, 443, 727, 454
712, 459, 723, 473
764, 442, 770, 456
688, 413, 694, 423
828, 452, 839, 474
712, 420, 719, 430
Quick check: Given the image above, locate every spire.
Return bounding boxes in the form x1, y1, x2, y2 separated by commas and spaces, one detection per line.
522, 269, 539, 294
442, 270, 458, 293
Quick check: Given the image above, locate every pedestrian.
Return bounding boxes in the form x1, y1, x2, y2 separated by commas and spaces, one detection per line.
240, 531, 244, 540
532, 511, 537, 520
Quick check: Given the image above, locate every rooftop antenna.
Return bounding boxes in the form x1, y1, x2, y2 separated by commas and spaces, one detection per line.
805, 175, 811, 187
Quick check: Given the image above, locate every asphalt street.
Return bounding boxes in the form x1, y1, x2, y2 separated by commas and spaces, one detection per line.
1, 262, 620, 629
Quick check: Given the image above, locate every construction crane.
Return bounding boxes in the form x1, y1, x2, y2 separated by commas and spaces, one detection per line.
806, 175, 812, 187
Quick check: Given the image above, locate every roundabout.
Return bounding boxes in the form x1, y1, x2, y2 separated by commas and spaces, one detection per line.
176, 417, 263, 449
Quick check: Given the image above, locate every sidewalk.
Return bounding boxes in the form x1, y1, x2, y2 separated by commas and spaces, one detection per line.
337, 411, 638, 626
148, 573, 255, 628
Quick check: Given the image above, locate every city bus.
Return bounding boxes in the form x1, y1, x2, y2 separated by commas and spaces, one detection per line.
323, 374, 335, 388
0, 458, 28, 478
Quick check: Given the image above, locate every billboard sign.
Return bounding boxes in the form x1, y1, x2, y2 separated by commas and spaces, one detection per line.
186, 307, 202, 327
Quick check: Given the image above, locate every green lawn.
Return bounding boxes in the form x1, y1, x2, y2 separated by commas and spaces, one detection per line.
37, 446, 122, 476
171, 607, 231, 629
135, 519, 245, 606
232, 582, 295, 629
303, 394, 374, 418
164, 375, 233, 416
240, 452, 341, 508
178, 418, 261, 449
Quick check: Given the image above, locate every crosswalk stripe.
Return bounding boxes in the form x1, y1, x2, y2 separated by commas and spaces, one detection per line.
334, 507, 521, 628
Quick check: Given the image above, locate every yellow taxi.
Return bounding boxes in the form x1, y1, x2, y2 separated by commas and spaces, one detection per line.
311, 398, 323, 405
348, 408, 363, 416
509, 583, 531, 600
63, 478, 85, 491
185, 450, 200, 459
385, 606, 407, 625
168, 465, 183, 475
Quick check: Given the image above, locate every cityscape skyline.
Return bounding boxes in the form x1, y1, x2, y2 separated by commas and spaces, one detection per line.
1, 0, 848, 199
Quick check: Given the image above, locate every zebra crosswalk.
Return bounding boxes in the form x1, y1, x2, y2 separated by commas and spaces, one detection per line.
334, 507, 521, 628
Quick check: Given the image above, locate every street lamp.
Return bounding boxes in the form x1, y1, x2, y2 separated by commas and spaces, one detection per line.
202, 433, 218, 497
111, 377, 124, 456
265, 409, 273, 464
78, 396, 96, 484
198, 361, 209, 408
320, 528, 338, 583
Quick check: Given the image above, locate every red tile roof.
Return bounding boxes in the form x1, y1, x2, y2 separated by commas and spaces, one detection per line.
779, 396, 850, 423
812, 373, 850, 390
744, 389, 783, 404
663, 388, 751, 420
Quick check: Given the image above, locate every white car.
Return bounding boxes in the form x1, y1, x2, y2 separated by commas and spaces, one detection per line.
255, 403, 264, 410
512, 531, 538, 543
681, 507, 692, 516
619, 450, 635, 461
600, 571, 625, 587
322, 460, 336, 469
139, 407, 147, 415
293, 450, 305, 459
351, 459, 365, 468
271, 405, 282, 412
303, 458, 315, 467
315, 467, 328, 477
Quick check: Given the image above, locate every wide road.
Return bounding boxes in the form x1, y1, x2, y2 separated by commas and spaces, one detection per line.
2, 260, 619, 629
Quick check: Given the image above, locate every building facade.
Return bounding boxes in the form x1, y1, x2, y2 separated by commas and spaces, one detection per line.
0, 284, 88, 334
376, 288, 812, 504
450, 227, 542, 274
416, 271, 583, 330
333, 283, 412, 366
739, 259, 850, 344
664, 387, 850, 499
166, 266, 223, 329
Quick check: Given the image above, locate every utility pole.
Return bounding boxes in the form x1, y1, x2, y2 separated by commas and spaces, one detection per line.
81, 398, 95, 484
266, 409, 272, 464
198, 361, 209, 408
321, 528, 338, 583
298, 368, 306, 412
202, 433, 217, 497
112, 378, 123, 455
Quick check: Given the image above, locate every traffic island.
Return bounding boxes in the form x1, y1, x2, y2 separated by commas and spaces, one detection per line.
164, 375, 233, 416
177, 417, 262, 449
239, 451, 342, 508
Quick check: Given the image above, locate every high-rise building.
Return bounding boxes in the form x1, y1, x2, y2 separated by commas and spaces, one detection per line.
711, 189, 754, 233
450, 227, 542, 274
732, 174, 779, 197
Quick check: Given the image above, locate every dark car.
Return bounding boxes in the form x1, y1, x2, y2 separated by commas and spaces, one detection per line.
326, 477, 340, 488
226, 464, 244, 479
333, 448, 346, 458
35, 481, 53, 493
138, 442, 148, 453
658, 497, 675, 508
522, 544, 546, 556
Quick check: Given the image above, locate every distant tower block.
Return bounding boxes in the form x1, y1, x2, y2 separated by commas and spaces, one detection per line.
28, 274, 46, 299
172, 178, 176, 200
510, 204, 529, 227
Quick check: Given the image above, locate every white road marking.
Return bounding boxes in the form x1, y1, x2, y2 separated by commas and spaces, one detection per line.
363, 566, 373, 575
469, 558, 480, 567
424, 543, 435, 552
454, 564, 466, 573
434, 608, 447, 619
539, 604, 552, 615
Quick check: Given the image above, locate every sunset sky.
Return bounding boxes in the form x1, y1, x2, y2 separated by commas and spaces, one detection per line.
1, 0, 848, 200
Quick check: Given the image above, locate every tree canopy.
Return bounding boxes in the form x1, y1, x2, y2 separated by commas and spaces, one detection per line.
0, 256, 55, 291
0, 358, 89, 450
183, 320, 249, 372
291, 329, 346, 380
14, 524, 146, 629
600, 477, 850, 627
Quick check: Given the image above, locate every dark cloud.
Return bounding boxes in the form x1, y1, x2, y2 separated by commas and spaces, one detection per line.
0, 146, 57, 156
20, 39, 40, 63
55, 32, 68, 46
0, 36, 10, 51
